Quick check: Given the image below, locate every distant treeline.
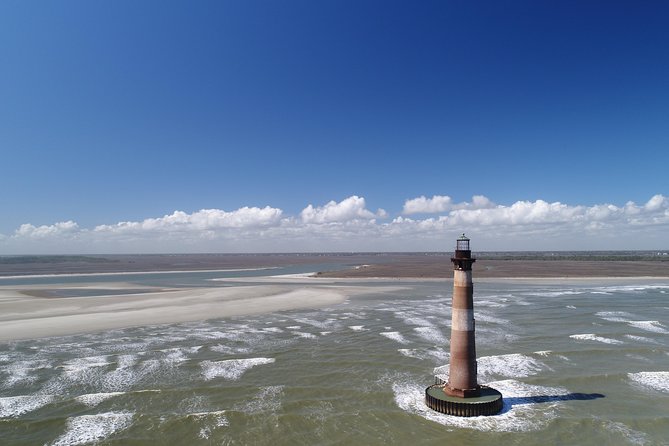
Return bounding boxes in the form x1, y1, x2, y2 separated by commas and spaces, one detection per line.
0, 256, 115, 264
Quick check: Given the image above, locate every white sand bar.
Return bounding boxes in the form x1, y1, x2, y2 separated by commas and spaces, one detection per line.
0, 282, 397, 341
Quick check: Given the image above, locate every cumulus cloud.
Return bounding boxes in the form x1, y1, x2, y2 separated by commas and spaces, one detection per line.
94, 206, 283, 234
300, 196, 384, 223
14, 221, 80, 239
403, 195, 452, 214
403, 195, 496, 214
645, 194, 667, 212
3, 194, 668, 253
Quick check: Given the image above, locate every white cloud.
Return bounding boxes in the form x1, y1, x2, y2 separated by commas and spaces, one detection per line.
3, 194, 668, 253
94, 207, 283, 234
469, 195, 496, 210
402, 195, 452, 214
645, 194, 667, 212
402, 195, 496, 214
14, 221, 80, 239
300, 196, 380, 223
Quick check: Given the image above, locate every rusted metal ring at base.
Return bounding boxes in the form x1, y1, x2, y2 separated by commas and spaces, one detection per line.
425, 384, 503, 417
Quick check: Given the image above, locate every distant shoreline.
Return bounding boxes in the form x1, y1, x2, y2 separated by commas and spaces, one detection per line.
1, 254, 668, 279
0, 267, 278, 280
316, 259, 669, 279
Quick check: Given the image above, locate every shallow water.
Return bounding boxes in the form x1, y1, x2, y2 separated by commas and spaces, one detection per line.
1, 276, 669, 445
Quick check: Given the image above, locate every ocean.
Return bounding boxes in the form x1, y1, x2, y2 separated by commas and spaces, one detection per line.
1, 271, 668, 445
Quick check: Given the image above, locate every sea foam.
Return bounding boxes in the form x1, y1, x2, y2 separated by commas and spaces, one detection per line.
380, 332, 410, 345
603, 420, 648, 445
50, 411, 133, 446
398, 348, 449, 362
235, 385, 284, 414
624, 334, 661, 344
433, 354, 546, 383
569, 334, 624, 345
186, 410, 229, 439
628, 371, 669, 393
392, 378, 568, 432
74, 392, 124, 408
0, 394, 54, 418
1, 359, 51, 389
595, 311, 635, 322
477, 354, 547, 381
413, 326, 448, 344
201, 358, 275, 381
627, 320, 669, 334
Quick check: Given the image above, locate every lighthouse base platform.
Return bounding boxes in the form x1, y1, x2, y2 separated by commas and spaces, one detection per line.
425, 384, 503, 417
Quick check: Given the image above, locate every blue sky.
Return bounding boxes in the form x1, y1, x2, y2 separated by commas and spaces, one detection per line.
1, 1, 668, 253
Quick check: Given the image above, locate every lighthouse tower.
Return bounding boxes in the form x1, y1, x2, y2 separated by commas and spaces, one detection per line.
445, 234, 479, 397
425, 234, 503, 417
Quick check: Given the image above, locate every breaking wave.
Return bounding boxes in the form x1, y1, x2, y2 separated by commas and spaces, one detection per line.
201, 357, 275, 381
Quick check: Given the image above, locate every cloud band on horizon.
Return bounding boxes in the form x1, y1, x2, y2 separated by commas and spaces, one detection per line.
2, 194, 668, 253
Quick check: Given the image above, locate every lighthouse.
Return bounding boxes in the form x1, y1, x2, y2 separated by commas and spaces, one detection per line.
445, 233, 479, 397
425, 234, 503, 416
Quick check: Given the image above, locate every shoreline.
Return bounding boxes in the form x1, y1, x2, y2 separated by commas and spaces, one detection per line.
0, 281, 403, 342
2, 268, 669, 282
0, 267, 279, 280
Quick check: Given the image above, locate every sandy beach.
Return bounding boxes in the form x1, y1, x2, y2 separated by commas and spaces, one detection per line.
0, 280, 402, 342
1, 253, 667, 342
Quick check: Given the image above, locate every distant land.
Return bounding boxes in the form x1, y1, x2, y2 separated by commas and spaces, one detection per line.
1, 252, 668, 278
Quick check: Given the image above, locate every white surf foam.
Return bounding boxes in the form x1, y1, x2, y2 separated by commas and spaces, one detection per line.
392, 378, 567, 432
595, 311, 635, 322
628, 371, 669, 393
50, 411, 133, 446
624, 334, 661, 345
475, 313, 509, 325
413, 326, 448, 344
349, 325, 366, 331
396, 314, 436, 327
603, 420, 648, 445
292, 331, 317, 339
398, 348, 449, 362
235, 385, 284, 414
0, 394, 54, 418
526, 290, 584, 298
627, 320, 669, 334
475, 299, 508, 308
210, 344, 251, 355
2, 359, 51, 388
380, 331, 410, 345
569, 334, 624, 345
476, 354, 547, 381
291, 317, 338, 330
74, 392, 124, 408
99, 355, 159, 392
187, 410, 229, 439
597, 284, 669, 293
61, 356, 111, 381
201, 358, 275, 381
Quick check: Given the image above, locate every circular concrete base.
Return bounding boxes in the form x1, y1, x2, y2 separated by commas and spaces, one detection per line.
425, 384, 503, 417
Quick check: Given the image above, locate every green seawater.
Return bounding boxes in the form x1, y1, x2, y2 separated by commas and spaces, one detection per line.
1, 276, 669, 445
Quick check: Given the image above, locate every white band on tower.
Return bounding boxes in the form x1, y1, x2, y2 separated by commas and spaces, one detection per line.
451, 308, 474, 331
453, 270, 472, 287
